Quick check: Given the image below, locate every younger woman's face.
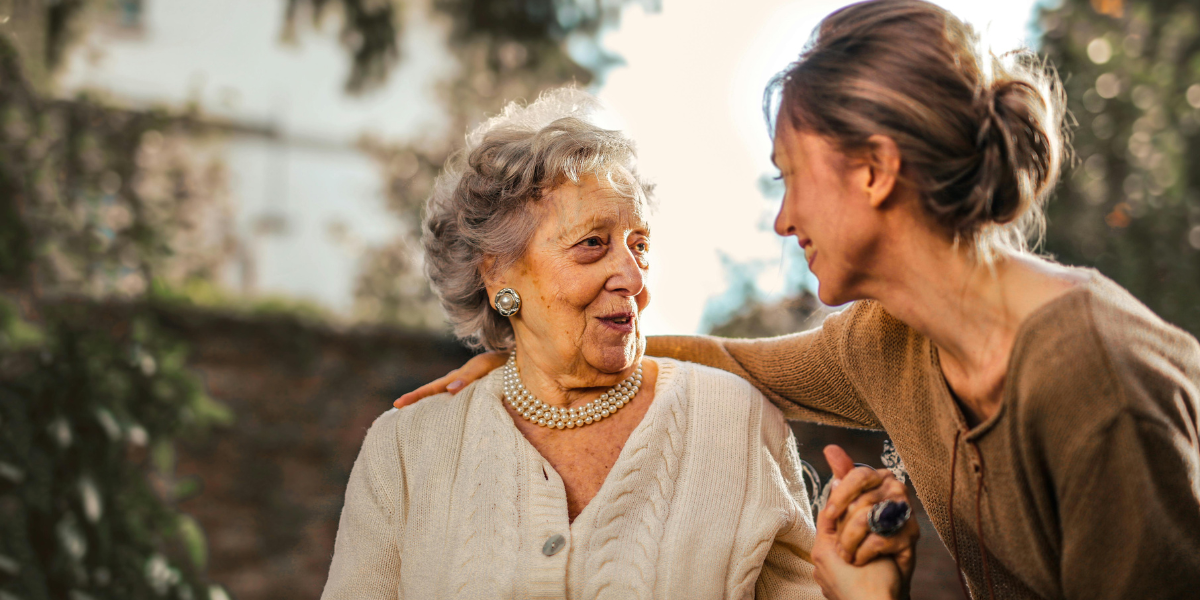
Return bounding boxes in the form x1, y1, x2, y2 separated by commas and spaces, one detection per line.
772, 118, 886, 306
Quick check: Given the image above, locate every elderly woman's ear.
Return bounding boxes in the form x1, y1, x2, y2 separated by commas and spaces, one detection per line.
480, 255, 504, 304
481, 255, 522, 317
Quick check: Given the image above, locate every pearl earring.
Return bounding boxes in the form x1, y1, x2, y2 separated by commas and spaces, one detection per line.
494, 288, 521, 317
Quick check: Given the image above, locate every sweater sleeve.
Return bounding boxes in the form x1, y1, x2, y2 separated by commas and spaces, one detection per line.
646, 304, 880, 429
756, 424, 824, 600
321, 411, 403, 600
1058, 408, 1200, 600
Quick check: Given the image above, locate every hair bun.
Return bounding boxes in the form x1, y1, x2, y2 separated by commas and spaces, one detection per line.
968, 76, 1062, 229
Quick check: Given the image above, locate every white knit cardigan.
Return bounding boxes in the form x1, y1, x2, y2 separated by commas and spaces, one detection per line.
320, 358, 822, 599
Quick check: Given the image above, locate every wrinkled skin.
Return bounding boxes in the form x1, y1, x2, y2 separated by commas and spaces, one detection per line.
483, 174, 652, 399
482, 174, 660, 522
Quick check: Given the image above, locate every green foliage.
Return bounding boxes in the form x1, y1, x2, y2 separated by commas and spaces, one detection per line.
1039, 0, 1200, 336
287, 0, 657, 92
0, 30, 229, 598
435, 0, 639, 49
147, 278, 334, 325
0, 304, 227, 600
284, 0, 402, 93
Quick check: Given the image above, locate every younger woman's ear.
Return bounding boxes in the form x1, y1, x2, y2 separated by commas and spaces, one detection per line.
864, 134, 902, 208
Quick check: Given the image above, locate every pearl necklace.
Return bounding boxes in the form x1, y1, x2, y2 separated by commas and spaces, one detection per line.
502, 352, 643, 429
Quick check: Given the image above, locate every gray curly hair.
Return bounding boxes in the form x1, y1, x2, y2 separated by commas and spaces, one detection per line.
422, 88, 653, 351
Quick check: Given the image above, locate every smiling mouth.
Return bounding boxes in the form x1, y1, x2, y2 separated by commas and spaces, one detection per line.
800, 241, 815, 266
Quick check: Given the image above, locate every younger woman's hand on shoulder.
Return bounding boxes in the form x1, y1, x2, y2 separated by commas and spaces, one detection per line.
393, 351, 508, 408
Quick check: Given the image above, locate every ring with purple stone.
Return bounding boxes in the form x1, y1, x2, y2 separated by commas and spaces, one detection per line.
866, 499, 912, 537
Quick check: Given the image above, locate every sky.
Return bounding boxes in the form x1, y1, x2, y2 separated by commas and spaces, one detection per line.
596, 0, 1042, 335
59, 0, 1041, 334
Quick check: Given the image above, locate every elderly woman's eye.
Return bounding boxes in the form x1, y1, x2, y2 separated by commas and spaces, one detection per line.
580, 237, 603, 247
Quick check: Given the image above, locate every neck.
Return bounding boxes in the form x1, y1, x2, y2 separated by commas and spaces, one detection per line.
859, 232, 1070, 421
511, 347, 640, 409
875, 245, 1017, 370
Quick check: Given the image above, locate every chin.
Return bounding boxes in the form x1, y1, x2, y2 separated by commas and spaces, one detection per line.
584, 338, 640, 375
815, 279, 852, 307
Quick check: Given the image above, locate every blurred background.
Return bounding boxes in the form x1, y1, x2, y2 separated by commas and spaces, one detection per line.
0, 0, 1197, 598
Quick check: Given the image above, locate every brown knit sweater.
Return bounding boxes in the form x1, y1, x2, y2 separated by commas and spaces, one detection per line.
648, 270, 1200, 600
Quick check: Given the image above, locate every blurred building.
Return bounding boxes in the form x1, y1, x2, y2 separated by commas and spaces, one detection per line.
56, 0, 453, 315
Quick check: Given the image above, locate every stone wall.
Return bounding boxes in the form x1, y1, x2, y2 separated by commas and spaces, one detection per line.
156, 307, 471, 599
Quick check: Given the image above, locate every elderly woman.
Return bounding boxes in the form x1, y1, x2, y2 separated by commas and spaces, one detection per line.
320, 89, 915, 599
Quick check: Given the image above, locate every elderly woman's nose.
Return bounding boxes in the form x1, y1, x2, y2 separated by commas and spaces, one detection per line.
604, 246, 646, 295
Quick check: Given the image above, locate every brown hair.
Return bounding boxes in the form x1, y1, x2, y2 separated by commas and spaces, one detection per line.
766, 0, 1067, 256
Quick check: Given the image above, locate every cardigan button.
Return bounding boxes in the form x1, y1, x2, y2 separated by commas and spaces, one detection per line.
542, 534, 566, 556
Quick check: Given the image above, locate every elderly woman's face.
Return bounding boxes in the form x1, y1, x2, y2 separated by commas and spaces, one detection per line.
493, 174, 650, 378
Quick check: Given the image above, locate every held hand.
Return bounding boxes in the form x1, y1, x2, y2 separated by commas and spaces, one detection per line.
814, 491, 905, 600
822, 445, 919, 581
393, 351, 508, 409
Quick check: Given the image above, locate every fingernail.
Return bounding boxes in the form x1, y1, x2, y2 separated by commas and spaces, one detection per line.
830, 478, 840, 489
447, 380, 465, 391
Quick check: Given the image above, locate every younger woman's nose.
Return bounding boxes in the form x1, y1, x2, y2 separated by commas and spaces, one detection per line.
774, 205, 796, 237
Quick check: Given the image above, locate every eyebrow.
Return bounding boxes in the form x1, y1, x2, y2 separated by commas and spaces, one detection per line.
558, 215, 651, 242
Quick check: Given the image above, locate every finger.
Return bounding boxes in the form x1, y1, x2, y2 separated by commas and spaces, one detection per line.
840, 480, 916, 565
837, 475, 910, 558
840, 476, 908, 529
840, 482, 897, 544
894, 545, 917, 581
837, 502, 874, 562
464, 351, 508, 377
393, 352, 509, 408
823, 444, 856, 479
817, 496, 841, 536
393, 371, 460, 408
853, 516, 921, 566
823, 466, 885, 523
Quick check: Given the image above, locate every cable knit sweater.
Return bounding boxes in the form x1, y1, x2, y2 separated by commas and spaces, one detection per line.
648, 270, 1200, 600
320, 358, 823, 600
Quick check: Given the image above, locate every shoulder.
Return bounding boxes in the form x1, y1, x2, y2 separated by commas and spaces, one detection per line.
833, 300, 927, 373
658, 357, 792, 441
367, 374, 497, 458
665, 357, 762, 399
661, 357, 778, 420
1083, 274, 1200, 374
1011, 271, 1200, 431
1083, 274, 1200, 421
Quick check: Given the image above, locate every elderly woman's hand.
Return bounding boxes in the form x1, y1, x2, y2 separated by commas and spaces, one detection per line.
821, 445, 918, 579
813, 522, 905, 600
393, 351, 507, 408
